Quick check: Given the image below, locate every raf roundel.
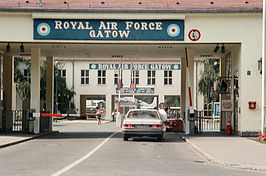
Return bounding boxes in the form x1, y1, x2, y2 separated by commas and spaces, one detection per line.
167, 24, 181, 37
37, 23, 51, 36
91, 64, 97, 69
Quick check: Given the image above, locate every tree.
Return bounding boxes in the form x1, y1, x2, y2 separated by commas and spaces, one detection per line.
14, 58, 75, 113
198, 59, 220, 112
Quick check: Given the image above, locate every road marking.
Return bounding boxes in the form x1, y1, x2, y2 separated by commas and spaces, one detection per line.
51, 130, 120, 176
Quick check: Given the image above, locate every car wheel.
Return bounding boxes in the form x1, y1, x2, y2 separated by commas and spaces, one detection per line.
123, 134, 129, 141
157, 135, 162, 142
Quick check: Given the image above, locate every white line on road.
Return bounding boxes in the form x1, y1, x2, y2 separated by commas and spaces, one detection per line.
51, 130, 120, 176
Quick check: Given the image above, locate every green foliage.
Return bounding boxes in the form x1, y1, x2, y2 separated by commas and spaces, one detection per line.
14, 58, 75, 113
198, 59, 220, 104
54, 63, 75, 113
14, 58, 30, 101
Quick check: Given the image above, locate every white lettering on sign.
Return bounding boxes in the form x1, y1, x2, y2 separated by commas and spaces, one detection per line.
55, 21, 62, 29
91, 64, 180, 70
53, 20, 165, 39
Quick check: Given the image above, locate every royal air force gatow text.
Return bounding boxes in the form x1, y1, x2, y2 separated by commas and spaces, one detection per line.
54, 20, 163, 38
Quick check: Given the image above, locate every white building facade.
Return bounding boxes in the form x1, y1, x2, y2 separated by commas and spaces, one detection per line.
56, 59, 181, 119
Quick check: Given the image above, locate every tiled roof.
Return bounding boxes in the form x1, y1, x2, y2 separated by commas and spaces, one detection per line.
0, 0, 262, 11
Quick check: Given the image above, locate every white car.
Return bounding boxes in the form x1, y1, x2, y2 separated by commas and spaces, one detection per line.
122, 109, 163, 141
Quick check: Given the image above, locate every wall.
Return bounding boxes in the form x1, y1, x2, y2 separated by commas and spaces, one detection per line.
59, 60, 181, 119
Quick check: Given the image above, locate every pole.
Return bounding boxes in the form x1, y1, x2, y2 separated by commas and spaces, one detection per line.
260, 0, 265, 137
116, 58, 122, 127
131, 60, 135, 105
185, 48, 195, 134
118, 58, 122, 113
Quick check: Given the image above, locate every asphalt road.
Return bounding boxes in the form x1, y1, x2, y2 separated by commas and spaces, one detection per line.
0, 121, 265, 176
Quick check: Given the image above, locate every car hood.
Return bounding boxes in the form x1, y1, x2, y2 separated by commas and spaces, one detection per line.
123, 118, 162, 125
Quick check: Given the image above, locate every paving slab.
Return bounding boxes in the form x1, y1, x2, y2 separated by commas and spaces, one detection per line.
179, 133, 266, 171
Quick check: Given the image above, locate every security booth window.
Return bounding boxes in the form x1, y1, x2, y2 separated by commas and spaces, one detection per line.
147, 70, 156, 85
81, 70, 89, 85
164, 70, 172, 85
132, 70, 139, 85
98, 70, 106, 85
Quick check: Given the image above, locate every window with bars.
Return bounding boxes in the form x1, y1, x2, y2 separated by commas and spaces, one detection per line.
81, 70, 89, 85
114, 71, 123, 85
164, 70, 172, 85
98, 70, 106, 85
147, 70, 156, 85
131, 70, 139, 85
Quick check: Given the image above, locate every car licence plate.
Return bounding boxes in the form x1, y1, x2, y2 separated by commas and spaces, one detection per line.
135, 125, 149, 129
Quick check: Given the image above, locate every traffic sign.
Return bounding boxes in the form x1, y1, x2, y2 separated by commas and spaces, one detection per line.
130, 82, 136, 90
99, 109, 104, 114
188, 29, 201, 41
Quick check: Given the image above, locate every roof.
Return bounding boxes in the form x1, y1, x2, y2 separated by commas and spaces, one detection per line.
0, 0, 262, 13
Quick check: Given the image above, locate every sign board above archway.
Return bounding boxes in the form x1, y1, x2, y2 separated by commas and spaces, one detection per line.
34, 19, 184, 41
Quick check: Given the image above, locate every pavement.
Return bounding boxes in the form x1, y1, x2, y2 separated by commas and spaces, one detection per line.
179, 132, 266, 172
0, 131, 59, 148
0, 119, 111, 148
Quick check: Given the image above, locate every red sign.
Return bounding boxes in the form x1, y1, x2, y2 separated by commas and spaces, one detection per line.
99, 109, 104, 114
130, 83, 136, 90
188, 29, 201, 41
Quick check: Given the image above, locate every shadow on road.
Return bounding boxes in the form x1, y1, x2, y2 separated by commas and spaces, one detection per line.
38, 132, 184, 143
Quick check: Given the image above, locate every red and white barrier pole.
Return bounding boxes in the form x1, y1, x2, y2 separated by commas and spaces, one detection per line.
118, 58, 122, 113
185, 48, 195, 134
185, 48, 194, 115
131, 60, 135, 105
116, 57, 122, 127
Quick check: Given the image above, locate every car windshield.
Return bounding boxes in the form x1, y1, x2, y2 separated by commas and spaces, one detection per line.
127, 111, 159, 119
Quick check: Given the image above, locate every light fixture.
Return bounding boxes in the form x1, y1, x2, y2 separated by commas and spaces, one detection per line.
258, 57, 262, 75
20, 43, 24, 53
221, 44, 225, 53
213, 44, 219, 53
6, 43, 10, 52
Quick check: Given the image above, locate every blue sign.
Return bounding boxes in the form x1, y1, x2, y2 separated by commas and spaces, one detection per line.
89, 64, 180, 70
34, 19, 184, 40
116, 87, 154, 94
214, 102, 220, 119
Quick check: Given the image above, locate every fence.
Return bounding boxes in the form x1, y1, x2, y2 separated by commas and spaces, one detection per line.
1, 110, 29, 132
195, 111, 220, 133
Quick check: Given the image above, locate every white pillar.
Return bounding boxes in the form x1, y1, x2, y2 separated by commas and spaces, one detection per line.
106, 94, 111, 120
31, 48, 41, 134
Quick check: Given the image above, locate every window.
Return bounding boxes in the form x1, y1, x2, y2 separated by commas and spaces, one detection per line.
114, 71, 123, 85
164, 70, 172, 85
98, 70, 106, 85
147, 70, 156, 85
131, 70, 139, 85
58, 69, 66, 79
81, 70, 89, 85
